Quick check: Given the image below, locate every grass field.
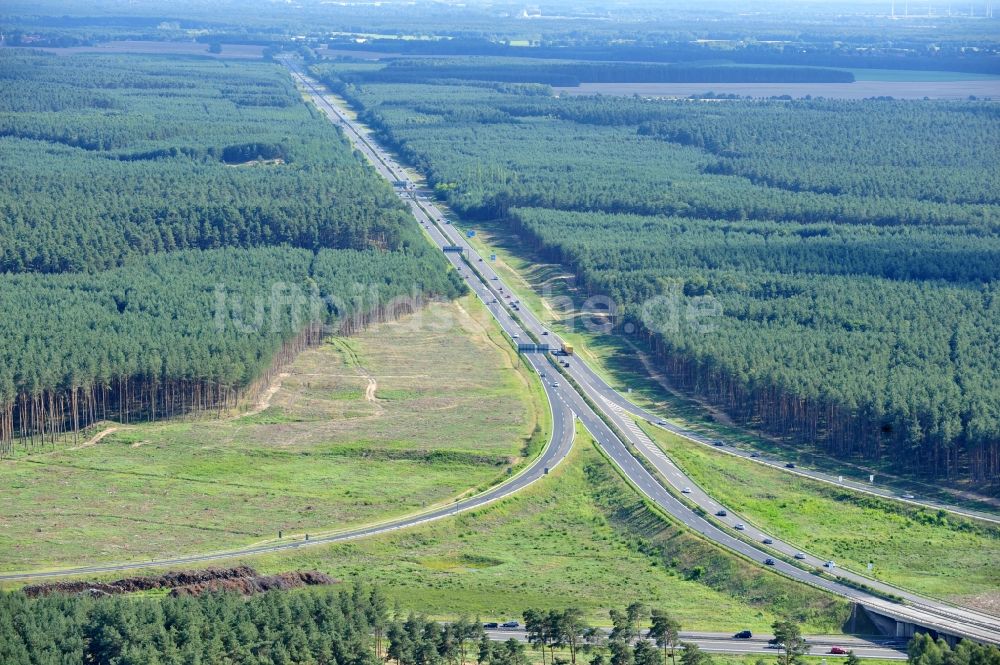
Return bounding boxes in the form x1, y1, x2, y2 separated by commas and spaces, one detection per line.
247, 425, 849, 633
0, 297, 547, 572
640, 424, 1000, 608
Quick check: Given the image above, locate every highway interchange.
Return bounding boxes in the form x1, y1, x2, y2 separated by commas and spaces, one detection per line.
2, 61, 996, 652
281, 62, 1000, 646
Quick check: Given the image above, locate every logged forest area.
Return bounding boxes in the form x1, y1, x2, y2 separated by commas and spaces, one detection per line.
0, 51, 464, 454
314, 60, 1000, 488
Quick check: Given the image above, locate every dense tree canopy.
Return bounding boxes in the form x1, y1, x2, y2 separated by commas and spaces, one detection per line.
0, 586, 387, 665
0, 51, 462, 452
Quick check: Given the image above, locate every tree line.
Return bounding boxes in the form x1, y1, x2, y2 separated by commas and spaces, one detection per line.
340, 59, 854, 88
0, 585, 389, 664
10, 586, 996, 665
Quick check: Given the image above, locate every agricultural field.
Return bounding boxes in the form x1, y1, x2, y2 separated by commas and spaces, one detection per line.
552, 64, 1000, 99
0, 50, 462, 455
248, 426, 850, 633
641, 425, 1000, 607
316, 60, 1000, 492
0, 297, 545, 572
553, 80, 1000, 99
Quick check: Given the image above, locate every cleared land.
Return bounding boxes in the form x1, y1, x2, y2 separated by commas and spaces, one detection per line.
248, 426, 849, 633
553, 80, 1000, 99
0, 297, 546, 572
641, 424, 1000, 608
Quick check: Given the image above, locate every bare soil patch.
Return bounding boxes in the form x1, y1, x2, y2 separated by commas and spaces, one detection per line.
68, 425, 124, 451
555, 80, 1000, 100
23, 565, 335, 598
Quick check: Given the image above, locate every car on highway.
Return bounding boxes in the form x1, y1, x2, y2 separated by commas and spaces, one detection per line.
762, 537, 773, 544
785, 462, 796, 468
767, 639, 784, 648
750, 452, 761, 458
483, 622, 499, 629
656, 420, 667, 426
735, 523, 746, 530
542, 330, 549, 335
794, 552, 806, 560
824, 560, 836, 568
734, 630, 752, 639
682, 487, 692, 494
713, 440, 725, 446
552, 381, 560, 388
501, 621, 520, 629
764, 558, 776, 566
492, 276, 498, 280
512, 333, 519, 338
901, 493, 916, 499
829, 647, 848, 655
715, 509, 727, 516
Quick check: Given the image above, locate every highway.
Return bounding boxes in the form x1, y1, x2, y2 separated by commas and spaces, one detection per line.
483, 628, 908, 660
280, 61, 1000, 645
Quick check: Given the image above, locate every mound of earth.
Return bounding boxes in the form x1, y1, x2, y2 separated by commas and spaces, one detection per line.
23, 566, 336, 598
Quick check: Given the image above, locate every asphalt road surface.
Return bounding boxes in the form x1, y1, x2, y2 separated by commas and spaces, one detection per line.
279, 62, 1000, 645
484, 629, 908, 660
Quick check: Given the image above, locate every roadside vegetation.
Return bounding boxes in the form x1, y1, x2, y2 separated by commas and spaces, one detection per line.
641, 424, 1000, 605
6, 580, 994, 665
0, 298, 544, 572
